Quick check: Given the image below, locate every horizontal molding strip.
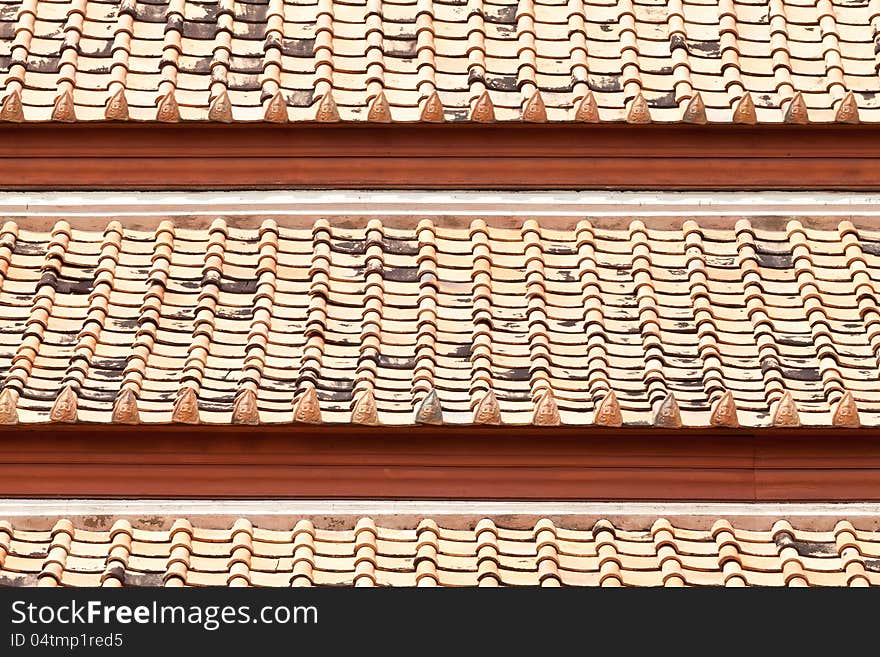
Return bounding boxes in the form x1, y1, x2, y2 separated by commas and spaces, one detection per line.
3, 124, 880, 190
3, 500, 880, 532
5, 189, 880, 217
2, 425, 880, 502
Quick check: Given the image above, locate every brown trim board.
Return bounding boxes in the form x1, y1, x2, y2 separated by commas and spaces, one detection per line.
2, 424, 880, 500
3, 123, 880, 190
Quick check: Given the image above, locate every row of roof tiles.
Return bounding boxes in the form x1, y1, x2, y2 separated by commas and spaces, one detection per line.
0, 216, 878, 428
3, 517, 880, 586
2, 0, 880, 123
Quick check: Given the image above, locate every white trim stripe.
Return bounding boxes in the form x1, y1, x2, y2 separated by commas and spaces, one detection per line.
2, 500, 880, 531
3, 190, 880, 217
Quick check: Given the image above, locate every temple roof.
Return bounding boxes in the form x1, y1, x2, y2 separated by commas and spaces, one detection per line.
2, 513, 878, 587
0, 213, 877, 428
1, 0, 879, 123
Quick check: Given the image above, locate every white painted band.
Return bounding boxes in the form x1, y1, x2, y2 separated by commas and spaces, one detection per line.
3, 190, 880, 217
2, 500, 880, 531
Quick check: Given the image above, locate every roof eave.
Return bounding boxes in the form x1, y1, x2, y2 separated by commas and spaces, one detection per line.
3, 122, 880, 191
2, 423, 879, 500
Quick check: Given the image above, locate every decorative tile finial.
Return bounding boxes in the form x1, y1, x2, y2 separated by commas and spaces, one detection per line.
710, 390, 739, 428
420, 91, 444, 122
653, 392, 682, 428
0, 388, 19, 424
471, 90, 495, 123
683, 92, 707, 124
352, 389, 379, 425
105, 88, 129, 120
414, 389, 443, 425
208, 91, 233, 123
292, 385, 322, 424
835, 91, 859, 124
771, 391, 800, 427
156, 93, 181, 122
626, 93, 651, 124
473, 390, 501, 425
111, 388, 140, 424
522, 90, 547, 122
532, 389, 561, 426
315, 93, 340, 122
593, 391, 622, 427
574, 91, 599, 122
52, 90, 76, 122
732, 92, 757, 124
367, 92, 392, 123
172, 386, 200, 424
232, 389, 260, 425
264, 91, 288, 123
50, 385, 78, 423
0, 89, 24, 122
832, 391, 860, 428
783, 92, 808, 124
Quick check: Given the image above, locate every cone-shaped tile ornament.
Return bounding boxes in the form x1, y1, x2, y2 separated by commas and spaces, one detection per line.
315, 93, 340, 122
832, 391, 860, 428
835, 91, 859, 124
574, 91, 599, 122
112, 388, 140, 424
473, 390, 501, 425
367, 91, 392, 123
682, 92, 707, 124
0, 388, 19, 424
783, 92, 809, 124
352, 389, 379, 425
522, 90, 547, 122
105, 88, 129, 120
593, 390, 622, 427
0, 89, 24, 122
533, 389, 561, 426
732, 92, 757, 124
414, 389, 443, 425
52, 90, 76, 122
232, 389, 260, 425
172, 386, 200, 424
420, 91, 444, 122
471, 90, 495, 122
264, 91, 288, 123
626, 93, 651, 123
292, 385, 322, 424
771, 391, 800, 427
653, 392, 682, 428
50, 384, 78, 423
709, 390, 739, 428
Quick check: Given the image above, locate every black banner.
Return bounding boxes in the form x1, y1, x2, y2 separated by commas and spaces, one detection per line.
0, 587, 870, 654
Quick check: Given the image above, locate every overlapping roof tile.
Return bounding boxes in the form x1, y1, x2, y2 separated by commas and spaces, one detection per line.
2, 0, 880, 123
2, 516, 880, 586
0, 215, 879, 428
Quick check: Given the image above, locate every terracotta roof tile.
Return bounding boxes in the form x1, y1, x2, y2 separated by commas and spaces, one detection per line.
3, 0, 880, 123
1, 216, 880, 428
5, 515, 880, 587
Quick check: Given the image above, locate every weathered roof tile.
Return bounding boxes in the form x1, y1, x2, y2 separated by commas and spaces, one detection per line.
7, 0, 874, 123
1, 215, 879, 429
